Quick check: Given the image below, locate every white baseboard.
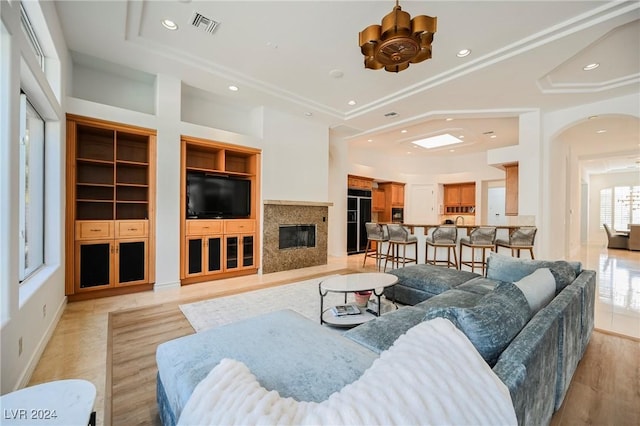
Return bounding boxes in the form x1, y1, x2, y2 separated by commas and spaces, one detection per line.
154, 280, 181, 291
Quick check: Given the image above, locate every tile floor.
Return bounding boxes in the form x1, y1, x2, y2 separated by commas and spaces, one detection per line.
25, 243, 640, 425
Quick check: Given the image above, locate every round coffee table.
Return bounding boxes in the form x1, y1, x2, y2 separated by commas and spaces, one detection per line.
319, 272, 398, 327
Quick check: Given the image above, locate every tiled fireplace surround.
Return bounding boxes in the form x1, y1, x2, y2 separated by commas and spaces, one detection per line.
263, 201, 331, 274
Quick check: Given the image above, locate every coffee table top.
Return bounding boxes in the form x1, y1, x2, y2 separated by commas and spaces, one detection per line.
320, 272, 398, 293
0, 379, 96, 425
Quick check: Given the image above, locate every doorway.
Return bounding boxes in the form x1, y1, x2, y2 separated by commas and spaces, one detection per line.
487, 186, 506, 226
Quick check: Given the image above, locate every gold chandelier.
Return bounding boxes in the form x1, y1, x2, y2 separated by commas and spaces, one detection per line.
359, 0, 437, 73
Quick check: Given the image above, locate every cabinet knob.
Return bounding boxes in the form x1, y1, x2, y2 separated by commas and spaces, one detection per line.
127, 228, 138, 231
90, 228, 101, 232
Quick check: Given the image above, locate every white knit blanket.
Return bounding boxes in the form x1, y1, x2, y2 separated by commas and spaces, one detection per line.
178, 318, 517, 425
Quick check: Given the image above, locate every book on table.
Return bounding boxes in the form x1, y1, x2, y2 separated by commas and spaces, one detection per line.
331, 304, 361, 316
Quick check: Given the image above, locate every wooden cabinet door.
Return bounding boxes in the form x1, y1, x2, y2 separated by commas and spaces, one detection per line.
505, 164, 519, 216
116, 239, 148, 286
460, 184, 476, 205
75, 240, 114, 291
241, 235, 255, 268
444, 185, 461, 205
372, 189, 385, 212
391, 184, 404, 206
185, 237, 205, 277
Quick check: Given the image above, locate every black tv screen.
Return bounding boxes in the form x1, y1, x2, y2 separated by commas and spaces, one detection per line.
186, 172, 251, 219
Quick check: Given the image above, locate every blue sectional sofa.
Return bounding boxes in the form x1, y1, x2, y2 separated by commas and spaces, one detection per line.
156, 253, 595, 425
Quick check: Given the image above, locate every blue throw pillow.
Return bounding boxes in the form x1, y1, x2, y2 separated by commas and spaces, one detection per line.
486, 253, 578, 294
423, 281, 531, 366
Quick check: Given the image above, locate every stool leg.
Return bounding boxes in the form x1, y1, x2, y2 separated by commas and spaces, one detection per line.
384, 243, 392, 271
452, 245, 459, 269
362, 239, 371, 268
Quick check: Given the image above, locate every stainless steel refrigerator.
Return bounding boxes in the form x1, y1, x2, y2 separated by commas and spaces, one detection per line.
347, 189, 372, 254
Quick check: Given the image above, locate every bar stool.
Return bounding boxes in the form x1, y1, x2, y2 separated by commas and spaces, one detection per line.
384, 223, 418, 270
495, 226, 537, 259
425, 225, 458, 269
362, 222, 389, 271
459, 226, 497, 275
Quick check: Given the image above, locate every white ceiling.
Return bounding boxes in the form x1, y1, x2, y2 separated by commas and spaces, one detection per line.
54, 0, 640, 172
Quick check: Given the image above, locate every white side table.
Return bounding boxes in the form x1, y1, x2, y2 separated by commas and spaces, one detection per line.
0, 379, 96, 425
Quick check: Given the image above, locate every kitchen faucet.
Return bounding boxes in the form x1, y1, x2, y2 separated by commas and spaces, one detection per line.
455, 216, 464, 226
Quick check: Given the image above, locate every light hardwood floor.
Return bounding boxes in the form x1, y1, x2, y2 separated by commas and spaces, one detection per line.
27, 245, 639, 425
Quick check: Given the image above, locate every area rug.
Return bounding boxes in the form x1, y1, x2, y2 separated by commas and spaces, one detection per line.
180, 273, 395, 332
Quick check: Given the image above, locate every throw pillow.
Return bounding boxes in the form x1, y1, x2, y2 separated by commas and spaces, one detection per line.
423, 281, 531, 366
513, 268, 556, 314
486, 253, 578, 294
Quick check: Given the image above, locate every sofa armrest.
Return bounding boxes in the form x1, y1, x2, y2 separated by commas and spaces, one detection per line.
493, 311, 559, 426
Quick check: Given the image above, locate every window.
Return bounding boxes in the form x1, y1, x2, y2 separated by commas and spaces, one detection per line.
600, 185, 640, 231
18, 94, 45, 282
20, 3, 45, 71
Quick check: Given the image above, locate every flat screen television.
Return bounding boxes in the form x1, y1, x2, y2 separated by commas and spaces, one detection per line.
186, 172, 251, 219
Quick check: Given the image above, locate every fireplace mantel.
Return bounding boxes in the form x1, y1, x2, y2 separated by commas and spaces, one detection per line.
263, 200, 333, 207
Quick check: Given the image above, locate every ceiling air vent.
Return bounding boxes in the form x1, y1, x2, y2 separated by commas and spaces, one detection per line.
384, 112, 398, 117
191, 12, 220, 34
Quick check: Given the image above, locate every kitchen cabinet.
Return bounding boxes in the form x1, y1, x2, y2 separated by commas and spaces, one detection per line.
65, 115, 156, 299
372, 189, 385, 212
378, 182, 405, 222
444, 182, 476, 214
181, 137, 261, 285
348, 175, 373, 190
505, 163, 519, 216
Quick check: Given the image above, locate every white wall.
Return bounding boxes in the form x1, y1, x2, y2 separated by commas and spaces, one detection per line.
261, 108, 329, 202
1, 0, 69, 393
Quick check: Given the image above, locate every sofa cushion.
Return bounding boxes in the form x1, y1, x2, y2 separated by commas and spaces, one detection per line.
389, 264, 480, 297
455, 276, 501, 296
344, 306, 429, 354
486, 253, 578, 294
423, 281, 532, 365
514, 268, 556, 314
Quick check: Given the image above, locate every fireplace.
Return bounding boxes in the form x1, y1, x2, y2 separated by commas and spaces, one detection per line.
279, 225, 316, 250
263, 201, 331, 273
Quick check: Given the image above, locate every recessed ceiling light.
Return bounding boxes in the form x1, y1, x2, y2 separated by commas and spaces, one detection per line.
367, 139, 373, 142
490, 135, 497, 139
401, 129, 408, 133
596, 129, 607, 134
413, 133, 463, 149
228, 85, 239, 91
161, 19, 178, 30
348, 100, 357, 106
456, 49, 471, 58
449, 149, 456, 152
459, 135, 465, 139
583, 63, 599, 71
445, 117, 453, 121
329, 69, 344, 78
304, 112, 313, 117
